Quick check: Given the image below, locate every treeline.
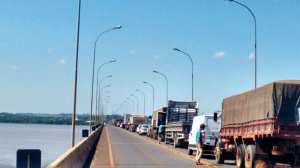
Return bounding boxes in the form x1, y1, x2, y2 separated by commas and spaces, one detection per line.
0, 112, 90, 125
105, 114, 123, 122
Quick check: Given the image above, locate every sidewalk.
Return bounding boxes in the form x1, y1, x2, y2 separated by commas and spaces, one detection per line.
90, 127, 111, 168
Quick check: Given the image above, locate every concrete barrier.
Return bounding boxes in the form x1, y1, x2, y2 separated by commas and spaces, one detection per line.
48, 126, 103, 168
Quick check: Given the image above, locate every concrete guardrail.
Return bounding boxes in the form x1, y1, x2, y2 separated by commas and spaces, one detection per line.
48, 125, 103, 168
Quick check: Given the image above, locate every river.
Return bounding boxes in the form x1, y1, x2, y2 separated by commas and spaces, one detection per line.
0, 123, 88, 168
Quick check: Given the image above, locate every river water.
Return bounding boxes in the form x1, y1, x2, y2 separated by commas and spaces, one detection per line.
0, 123, 88, 168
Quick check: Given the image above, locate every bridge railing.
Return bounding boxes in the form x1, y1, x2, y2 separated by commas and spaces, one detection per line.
48, 125, 103, 168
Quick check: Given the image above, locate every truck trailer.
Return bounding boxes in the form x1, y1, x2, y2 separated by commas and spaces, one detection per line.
165, 100, 198, 148
214, 80, 300, 167
123, 114, 131, 130
129, 114, 146, 132
150, 107, 167, 139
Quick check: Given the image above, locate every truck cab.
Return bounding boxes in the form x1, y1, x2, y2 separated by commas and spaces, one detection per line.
188, 115, 220, 156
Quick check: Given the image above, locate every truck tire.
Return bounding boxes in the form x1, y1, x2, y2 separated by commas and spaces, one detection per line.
236, 144, 246, 168
245, 145, 256, 168
188, 147, 193, 155
214, 141, 225, 164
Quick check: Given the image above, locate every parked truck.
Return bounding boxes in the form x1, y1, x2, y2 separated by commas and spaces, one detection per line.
111, 118, 123, 126
123, 114, 131, 130
149, 107, 167, 139
129, 114, 146, 132
165, 100, 198, 148
214, 80, 300, 167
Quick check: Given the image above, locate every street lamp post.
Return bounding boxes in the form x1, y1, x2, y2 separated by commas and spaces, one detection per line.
89, 25, 122, 134
131, 94, 139, 114
95, 60, 115, 124
101, 95, 109, 116
124, 101, 131, 114
143, 82, 155, 114
153, 71, 168, 106
173, 48, 194, 101
97, 75, 112, 124
127, 98, 135, 114
123, 103, 129, 114
71, 0, 81, 147
99, 90, 110, 123
136, 90, 145, 116
228, 0, 257, 88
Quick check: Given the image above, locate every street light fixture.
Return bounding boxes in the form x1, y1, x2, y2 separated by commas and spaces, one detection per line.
99, 91, 110, 122
97, 75, 112, 123
153, 71, 168, 106
143, 81, 155, 115
89, 26, 122, 134
173, 48, 194, 101
127, 98, 135, 114
228, 0, 257, 89
95, 60, 115, 122
136, 90, 146, 116
124, 101, 131, 114
101, 95, 110, 115
131, 94, 139, 115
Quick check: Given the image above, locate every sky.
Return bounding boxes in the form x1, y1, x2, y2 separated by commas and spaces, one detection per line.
0, 1, 300, 117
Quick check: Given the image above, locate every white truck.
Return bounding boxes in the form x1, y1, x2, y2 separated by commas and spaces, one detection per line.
187, 115, 220, 157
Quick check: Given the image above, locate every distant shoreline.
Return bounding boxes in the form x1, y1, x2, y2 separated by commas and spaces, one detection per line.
0, 112, 90, 125
0, 122, 89, 126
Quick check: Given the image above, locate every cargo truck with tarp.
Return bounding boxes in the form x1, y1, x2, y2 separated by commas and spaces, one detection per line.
129, 114, 146, 132
165, 100, 198, 148
149, 107, 167, 139
214, 80, 300, 167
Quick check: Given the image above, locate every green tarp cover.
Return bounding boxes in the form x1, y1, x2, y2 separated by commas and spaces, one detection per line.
222, 80, 300, 126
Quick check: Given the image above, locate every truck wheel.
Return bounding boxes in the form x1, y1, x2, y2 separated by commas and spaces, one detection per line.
214, 141, 225, 164
188, 147, 193, 155
236, 144, 246, 168
245, 145, 256, 168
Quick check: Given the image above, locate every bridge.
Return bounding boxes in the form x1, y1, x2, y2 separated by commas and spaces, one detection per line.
48, 125, 235, 168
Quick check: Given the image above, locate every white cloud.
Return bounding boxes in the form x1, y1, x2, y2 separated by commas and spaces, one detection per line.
247, 52, 255, 60
153, 55, 162, 60
59, 59, 66, 65
213, 51, 225, 58
10, 65, 19, 70
129, 49, 137, 55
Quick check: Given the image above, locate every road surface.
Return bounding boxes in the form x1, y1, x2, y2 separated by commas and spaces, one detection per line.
90, 125, 235, 168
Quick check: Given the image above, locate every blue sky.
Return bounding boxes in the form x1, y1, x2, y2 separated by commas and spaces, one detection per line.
0, 1, 300, 116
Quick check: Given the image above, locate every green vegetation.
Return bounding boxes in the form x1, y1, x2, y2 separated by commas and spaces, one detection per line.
0, 112, 91, 125
105, 114, 123, 122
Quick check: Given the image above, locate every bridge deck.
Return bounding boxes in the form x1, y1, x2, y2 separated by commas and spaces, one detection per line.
90, 125, 200, 168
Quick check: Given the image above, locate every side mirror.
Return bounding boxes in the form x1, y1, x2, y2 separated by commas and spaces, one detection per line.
213, 112, 218, 122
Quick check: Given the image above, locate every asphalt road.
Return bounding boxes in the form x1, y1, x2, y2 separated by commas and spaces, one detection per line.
91, 125, 236, 168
